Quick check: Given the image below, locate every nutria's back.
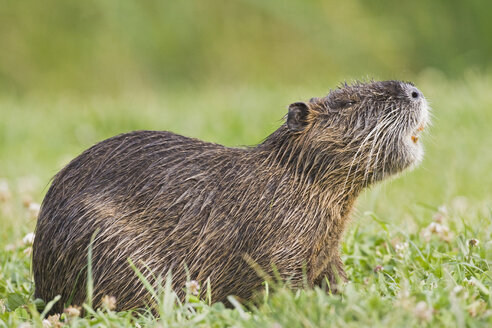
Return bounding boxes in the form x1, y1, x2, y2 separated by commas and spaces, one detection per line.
33, 80, 430, 313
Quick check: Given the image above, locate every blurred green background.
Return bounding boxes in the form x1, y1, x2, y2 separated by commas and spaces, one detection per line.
1, 0, 491, 239
0, 0, 492, 95
1, 0, 492, 94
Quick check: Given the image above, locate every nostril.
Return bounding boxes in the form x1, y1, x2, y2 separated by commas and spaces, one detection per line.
411, 91, 419, 99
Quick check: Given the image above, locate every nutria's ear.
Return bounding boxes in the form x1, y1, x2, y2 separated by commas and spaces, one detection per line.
287, 102, 309, 131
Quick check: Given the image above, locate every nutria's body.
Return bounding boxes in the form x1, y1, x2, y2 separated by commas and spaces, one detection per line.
33, 80, 430, 313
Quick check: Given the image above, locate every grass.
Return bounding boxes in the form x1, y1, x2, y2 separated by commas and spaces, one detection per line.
1, 73, 492, 326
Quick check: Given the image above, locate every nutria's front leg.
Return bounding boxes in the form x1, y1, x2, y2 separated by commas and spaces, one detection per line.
314, 256, 347, 293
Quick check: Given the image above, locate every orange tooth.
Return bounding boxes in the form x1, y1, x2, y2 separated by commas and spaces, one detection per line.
411, 136, 419, 143
417, 125, 425, 132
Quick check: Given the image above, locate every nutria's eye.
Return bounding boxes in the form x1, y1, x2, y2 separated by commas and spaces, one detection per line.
332, 100, 356, 109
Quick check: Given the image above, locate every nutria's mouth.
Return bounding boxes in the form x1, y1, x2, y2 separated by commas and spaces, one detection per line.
411, 124, 425, 143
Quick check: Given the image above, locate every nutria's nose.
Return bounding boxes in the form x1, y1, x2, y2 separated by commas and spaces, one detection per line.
409, 87, 421, 100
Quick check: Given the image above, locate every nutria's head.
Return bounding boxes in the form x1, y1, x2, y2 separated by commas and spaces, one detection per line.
282, 80, 430, 187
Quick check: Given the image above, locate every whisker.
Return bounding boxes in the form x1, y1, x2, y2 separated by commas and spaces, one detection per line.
343, 108, 399, 192
362, 109, 400, 184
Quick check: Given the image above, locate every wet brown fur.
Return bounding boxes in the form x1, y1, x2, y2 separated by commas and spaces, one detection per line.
32, 80, 429, 313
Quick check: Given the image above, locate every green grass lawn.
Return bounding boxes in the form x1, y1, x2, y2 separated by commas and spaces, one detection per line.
1, 74, 492, 327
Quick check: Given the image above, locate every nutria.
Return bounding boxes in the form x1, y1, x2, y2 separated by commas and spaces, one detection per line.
32, 80, 430, 313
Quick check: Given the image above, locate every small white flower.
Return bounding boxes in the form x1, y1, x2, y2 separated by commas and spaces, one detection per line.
395, 242, 409, 251
421, 222, 453, 242
28, 202, 41, 219
63, 305, 81, 317
186, 280, 200, 296
463, 278, 475, 286
4, 244, 16, 252
22, 232, 35, 245
102, 295, 117, 310
429, 222, 445, 233
46, 314, 61, 328
437, 205, 448, 215
452, 285, 464, 294
432, 206, 448, 223
468, 239, 479, 247
414, 301, 433, 322
395, 242, 409, 257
